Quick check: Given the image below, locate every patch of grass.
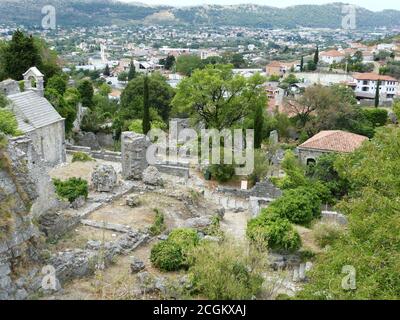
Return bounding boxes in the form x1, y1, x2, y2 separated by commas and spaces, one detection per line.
188, 239, 266, 300
53, 177, 89, 203
148, 208, 166, 236
72, 152, 94, 163
312, 221, 344, 248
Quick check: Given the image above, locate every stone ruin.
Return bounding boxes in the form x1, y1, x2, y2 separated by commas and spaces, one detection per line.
91, 164, 118, 192
121, 132, 151, 180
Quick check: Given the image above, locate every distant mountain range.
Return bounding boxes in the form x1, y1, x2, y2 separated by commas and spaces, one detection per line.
1, 0, 400, 29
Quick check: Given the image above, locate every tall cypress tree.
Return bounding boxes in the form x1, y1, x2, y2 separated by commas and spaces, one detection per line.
128, 60, 136, 81
104, 64, 111, 77
142, 75, 151, 134
300, 56, 304, 72
375, 80, 381, 108
313, 46, 319, 65
254, 102, 264, 149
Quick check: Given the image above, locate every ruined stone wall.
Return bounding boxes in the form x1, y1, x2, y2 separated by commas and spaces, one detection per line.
0, 136, 64, 299
0, 137, 42, 299
121, 132, 150, 180
26, 120, 66, 167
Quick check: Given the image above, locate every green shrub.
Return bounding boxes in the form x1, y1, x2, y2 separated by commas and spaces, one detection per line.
312, 221, 344, 248
247, 212, 301, 252
151, 228, 199, 271
72, 152, 94, 163
148, 209, 166, 236
150, 240, 185, 272
53, 178, 89, 203
168, 228, 200, 251
188, 241, 265, 299
208, 163, 235, 182
268, 187, 321, 226
361, 108, 388, 127
0, 109, 21, 136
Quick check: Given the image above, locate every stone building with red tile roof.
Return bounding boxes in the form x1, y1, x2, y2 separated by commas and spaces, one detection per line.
297, 130, 368, 165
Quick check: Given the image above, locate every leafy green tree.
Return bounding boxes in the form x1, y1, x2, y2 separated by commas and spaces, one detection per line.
0, 109, 20, 136
118, 71, 128, 82
307, 60, 317, 71
393, 100, 400, 121
0, 93, 8, 108
77, 79, 94, 108
268, 187, 322, 226
98, 83, 112, 97
46, 74, 67, 96
120, 73, 174, 122
0, 30, 41, 80
175, 54, 202, 76
172, 65, 266, 130
142, 75, 151, 135
127, 60, 136, 81
163, 55, 175, 70
229, 53, 246, 68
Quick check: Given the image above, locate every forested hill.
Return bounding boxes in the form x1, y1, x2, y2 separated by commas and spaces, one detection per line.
0, 0, 399, 29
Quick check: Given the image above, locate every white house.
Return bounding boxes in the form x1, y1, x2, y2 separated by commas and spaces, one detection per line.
350, 73, 399, 101
320, 50, 345, 64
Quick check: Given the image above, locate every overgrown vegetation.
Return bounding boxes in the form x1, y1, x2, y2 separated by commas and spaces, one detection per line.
150, 228, 199, 271
247, 209, 301, 252
148, 209, 166, 236
298, 126, 400, 299
72, 152, 94, 163
53, 177, 89, 203
188, 240, 265, 300
312, 221, 345, 248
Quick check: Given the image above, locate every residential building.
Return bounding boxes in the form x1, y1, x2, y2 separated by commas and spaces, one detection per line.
350, 73, 399, 101
297, 130, 368, 165
320, 50, 345, 64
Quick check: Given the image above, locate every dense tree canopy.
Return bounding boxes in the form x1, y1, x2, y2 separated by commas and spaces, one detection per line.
120, 72, 174, 122
298, 126, 400, 299
172, 64, 267, 130
0, 30, 60, 81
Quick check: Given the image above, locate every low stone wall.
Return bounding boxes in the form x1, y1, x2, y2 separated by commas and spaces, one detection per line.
217, 179, 282, 199
66, 145, 122, 162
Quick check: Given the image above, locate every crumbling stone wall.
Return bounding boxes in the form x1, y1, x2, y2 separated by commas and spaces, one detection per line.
0, 136, 64, 299
121, 132, 150, 180
0, 137, 42, 299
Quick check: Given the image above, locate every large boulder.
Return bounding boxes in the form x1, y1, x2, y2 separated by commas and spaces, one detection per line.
91, 164, 117, 192
142, 166, 163, 186
183, 216, 212, 230
130, 257, 145, 274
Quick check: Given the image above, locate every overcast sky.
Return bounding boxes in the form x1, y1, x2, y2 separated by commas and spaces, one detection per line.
119, 0, 399, 11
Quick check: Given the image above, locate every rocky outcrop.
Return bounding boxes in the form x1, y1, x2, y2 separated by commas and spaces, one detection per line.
49, 231, 149, 285
142, 166, 163, 186
121, 132, 150, 180
0, 137, 45, 299
91, 164, 118, 192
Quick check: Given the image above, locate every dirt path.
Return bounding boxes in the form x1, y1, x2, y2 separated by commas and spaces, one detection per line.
220, 210, 250, 240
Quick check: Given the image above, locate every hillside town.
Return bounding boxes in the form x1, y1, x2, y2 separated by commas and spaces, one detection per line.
1, 1, 400, 304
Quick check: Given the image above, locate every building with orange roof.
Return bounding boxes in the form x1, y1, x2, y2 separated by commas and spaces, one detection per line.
320, 50, 345, 64
266, 61, 298, 78
297, 130, 368, 165
350, 72, 399, 101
